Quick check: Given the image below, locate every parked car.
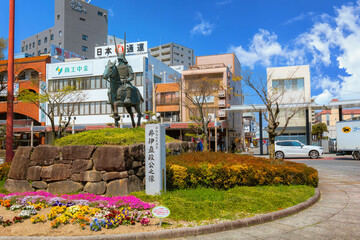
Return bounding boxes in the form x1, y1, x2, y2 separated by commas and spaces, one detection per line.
275, 140, 323, 159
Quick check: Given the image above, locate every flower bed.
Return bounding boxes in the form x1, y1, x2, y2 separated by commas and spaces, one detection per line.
0, 191, 154, 232
166, 152, 319, 190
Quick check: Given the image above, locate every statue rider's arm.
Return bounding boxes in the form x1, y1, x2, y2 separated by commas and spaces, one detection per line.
127, 66, 134, 83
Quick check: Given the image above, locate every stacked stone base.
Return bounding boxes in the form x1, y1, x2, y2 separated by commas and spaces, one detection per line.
5, 142, 194, 196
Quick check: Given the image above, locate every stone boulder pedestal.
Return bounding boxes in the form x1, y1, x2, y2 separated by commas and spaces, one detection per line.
4, 179, 33, 192
84, 182, 106, 195
48, 181, 83, 194
106, 179, 128, 196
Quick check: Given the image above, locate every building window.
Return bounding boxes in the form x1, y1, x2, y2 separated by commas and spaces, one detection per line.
154, 75, 162, 84
22, 46, 24, 52
57, 15, 60, 20
38, 50, 41, 56
82, 35, 88, 41
272, 78, 304, 91
44, 37, 47, 43
59, 43, 62, 48
38, 39, 41, 45
80, 17, 85, 21
44, 48, 47, 53
29, 44, 31, 49
59, 31, 62, 37
32, 42, 35, 47
97, 11, 103, 16
326, 114, 330, 126
25, 45, 27, 51
51, 34, 54, 40
82, 46, 88, 52
135, 73, 143, 86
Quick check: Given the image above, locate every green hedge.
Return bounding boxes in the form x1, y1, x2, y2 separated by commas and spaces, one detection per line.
166, 152, 318, 190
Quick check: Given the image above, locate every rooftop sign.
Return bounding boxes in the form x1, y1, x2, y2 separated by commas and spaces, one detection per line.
95, 41, 148, 58
70, 0, 87, 14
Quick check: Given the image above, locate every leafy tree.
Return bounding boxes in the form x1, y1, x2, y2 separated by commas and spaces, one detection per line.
0, 37, 7, 60
312, 122, 328, 140
241, 68, 308, 158
18, 79, 87, 143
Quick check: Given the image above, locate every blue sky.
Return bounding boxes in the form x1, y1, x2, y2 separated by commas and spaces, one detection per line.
1, 0, 360, 105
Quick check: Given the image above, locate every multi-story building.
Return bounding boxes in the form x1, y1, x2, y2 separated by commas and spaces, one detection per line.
176, 53, 242, 150
155, 83, 180, 122
243, 112, 257, 148
149, 43, 194, 67
315, 99, 360, 139
21, 0, 108, 59
266, 65, 311, 143
45, 45, 180, 142
0, 56, 52, 147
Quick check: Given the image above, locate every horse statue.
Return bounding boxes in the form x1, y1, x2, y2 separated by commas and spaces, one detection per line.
102, 59, 144, 128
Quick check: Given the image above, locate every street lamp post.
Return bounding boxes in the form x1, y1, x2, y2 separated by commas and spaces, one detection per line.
6, 0, 15, 162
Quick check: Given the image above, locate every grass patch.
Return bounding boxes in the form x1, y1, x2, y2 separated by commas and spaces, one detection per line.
133, 185, 315, 222
0, 179, 9, 194
54, 127, 177, 146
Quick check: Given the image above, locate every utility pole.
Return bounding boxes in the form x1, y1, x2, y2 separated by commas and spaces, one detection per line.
6, 0, 15, 162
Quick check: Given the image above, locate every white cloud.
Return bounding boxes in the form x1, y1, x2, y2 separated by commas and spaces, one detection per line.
283, 12, 314, 25
228, 29, 303, 68
191, 13, 214, 36
108, 8, 115, 17
229, 1, 360, 101
313, 89, 334, 105
216, 0, 232, 5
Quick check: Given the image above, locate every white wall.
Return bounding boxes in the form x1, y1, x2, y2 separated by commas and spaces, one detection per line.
46, 53, 179, 127
266, 65, 311, 129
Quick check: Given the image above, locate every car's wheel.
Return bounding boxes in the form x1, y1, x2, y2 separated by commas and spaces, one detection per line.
353, 151, 360, 160
309, 150, 319, 159
275, 151, 284, 159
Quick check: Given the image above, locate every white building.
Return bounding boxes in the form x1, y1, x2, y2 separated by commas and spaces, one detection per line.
46, 45, 181, 129
266, 65, 311, 143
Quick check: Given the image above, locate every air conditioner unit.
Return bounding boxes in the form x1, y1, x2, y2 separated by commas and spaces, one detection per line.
218, 110, 226, 118
218, 100, 226, 107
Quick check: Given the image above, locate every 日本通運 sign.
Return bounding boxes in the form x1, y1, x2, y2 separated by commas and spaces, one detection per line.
95, 41, 148, 58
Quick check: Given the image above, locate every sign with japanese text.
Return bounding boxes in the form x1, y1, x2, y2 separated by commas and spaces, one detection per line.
152, 206, 170, 218
48, 62, 93, 79
50, 44, 85, 61
95, 41, 148, 58
70, 0, 87, 14
193, 95, 214, 103
145, 124, 166, 195
39, 82, 47, 123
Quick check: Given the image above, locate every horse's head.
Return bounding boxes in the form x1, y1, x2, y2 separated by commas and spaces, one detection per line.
103, 60, 117, 80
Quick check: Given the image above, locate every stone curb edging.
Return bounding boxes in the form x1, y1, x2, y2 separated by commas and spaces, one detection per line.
0, 188, 320, 240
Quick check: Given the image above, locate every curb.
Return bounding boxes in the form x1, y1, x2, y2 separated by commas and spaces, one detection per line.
0, 189, 320, 240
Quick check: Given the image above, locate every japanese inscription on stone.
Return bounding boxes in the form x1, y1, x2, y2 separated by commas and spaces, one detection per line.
145, 124, 166, 195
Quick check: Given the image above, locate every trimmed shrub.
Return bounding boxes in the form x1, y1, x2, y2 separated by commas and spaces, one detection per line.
166, 152, 318, 190
54, 127, 177, 146
0, 162, 11, 180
